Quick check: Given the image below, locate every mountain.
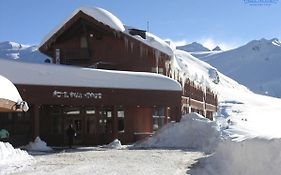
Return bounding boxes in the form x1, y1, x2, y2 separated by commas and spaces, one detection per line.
197, 38, 281, 98
0, 41, 51, 63
212, 46, 222, 51
177, 42, 210, 52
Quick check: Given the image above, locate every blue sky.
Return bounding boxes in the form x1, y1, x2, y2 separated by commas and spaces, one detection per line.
1, 0, 281, 50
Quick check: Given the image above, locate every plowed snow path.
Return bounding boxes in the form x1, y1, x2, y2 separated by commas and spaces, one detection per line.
12, 148, 204, 175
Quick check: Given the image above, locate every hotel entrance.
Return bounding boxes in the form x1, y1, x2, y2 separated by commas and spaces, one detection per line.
63, 107, 84, 145
42, 105, 117, 146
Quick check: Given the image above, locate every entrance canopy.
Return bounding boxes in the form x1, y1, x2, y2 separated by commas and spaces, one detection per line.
0, 75, 29, 112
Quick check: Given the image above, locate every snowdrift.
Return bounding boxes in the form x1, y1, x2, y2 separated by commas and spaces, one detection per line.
23, 137, 53, 152
134, 113, 221, 153
0, 141, 33, 174
190, 138, 281, 175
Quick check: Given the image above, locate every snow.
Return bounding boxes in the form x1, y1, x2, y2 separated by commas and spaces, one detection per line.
0, 59, 182, 91
190, 138, 281, 175
23, 137, 53, 152
199, 38, 281, 98
103, 139, 122, 149
124, 26, 174, 57
0, 141, 33, 174
0, 41, 51, 63
172, 49, 221, 88
134, 112, 221, 153
0, 75, 23, 103
40, 6, 125, 47
10, 148, 203, 175
177, 42, 210, 52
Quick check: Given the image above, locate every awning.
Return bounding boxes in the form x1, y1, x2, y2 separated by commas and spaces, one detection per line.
0, 75, 29, 112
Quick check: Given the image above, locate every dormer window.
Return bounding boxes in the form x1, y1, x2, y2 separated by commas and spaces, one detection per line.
129, 28, 146, 39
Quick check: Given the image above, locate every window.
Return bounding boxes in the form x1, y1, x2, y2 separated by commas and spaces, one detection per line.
99, 107, 112, 134
152, 107, 165, 131
80, 36, 88, 48
86, 108, 96, 134
63, 108, 80, 115
117, 108, 125, 132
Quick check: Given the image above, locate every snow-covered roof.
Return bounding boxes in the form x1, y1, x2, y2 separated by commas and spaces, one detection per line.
0, 59, 181, 91
39, 6, 125, 47
0, 75, 23, 103
124, 26, 174, 57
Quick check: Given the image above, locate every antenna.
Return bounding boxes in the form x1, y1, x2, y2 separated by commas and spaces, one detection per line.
147, 21, 149, 32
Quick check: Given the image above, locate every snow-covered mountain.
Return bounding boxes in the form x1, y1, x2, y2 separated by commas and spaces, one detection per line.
212, 46, 222, 51
0, 41, 51, 63
176, 42, 210, 52
197, 38, 281, 98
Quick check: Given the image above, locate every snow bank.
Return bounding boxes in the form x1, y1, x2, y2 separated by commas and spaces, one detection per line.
23, 137, 53, 152
191, 138, 281, 175
134, 113, 221, 153
0, 141, 33, 166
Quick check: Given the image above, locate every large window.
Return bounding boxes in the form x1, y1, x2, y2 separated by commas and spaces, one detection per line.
86, 108, 96, 134
99, 107, 112, 134
49, 106, 62, 134
152, 107, 165, 131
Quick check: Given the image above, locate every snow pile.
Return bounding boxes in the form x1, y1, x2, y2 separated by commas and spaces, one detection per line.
191, 138, 281, 175
23, 137, 53, 152
135, 113, 221, 153
0, 141, 33, 166
104, 139, 122, 149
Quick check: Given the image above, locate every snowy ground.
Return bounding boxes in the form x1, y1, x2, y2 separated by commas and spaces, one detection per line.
8, 147, 203, 175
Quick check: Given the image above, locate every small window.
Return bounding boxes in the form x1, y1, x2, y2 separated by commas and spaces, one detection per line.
80, 36, 88, 48
86, 109, 96, 115
63, 108, 80, 115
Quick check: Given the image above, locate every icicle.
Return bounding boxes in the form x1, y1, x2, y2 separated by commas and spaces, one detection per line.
124, 37, 129, 51
140, 44, 143, 58
130, 42, 134, 53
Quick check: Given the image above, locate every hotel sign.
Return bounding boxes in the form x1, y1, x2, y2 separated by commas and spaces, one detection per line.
52, 90, 102, 99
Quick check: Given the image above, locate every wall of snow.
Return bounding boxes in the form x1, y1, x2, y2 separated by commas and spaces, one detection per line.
134, 112, 221, 153
190, 138, 281, 175
0, 141, 33, 174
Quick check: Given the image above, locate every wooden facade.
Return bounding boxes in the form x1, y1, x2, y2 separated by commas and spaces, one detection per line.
0, 82, 181, 146
39, 9, 217, 120
0, 7, 217, 147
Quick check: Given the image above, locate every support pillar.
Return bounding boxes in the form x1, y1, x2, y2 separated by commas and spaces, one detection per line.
111, 106, 118, 140
33, 104, 40, 139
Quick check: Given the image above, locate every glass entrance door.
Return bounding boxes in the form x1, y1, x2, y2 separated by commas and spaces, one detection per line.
63, 107, 83, 145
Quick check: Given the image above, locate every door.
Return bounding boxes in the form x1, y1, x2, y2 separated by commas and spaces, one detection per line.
63, 107, 83, 145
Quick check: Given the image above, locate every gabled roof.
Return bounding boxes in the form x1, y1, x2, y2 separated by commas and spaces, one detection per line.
39, 6, 174, 57
39, 6, 125, 49
0, 59, 182, 92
